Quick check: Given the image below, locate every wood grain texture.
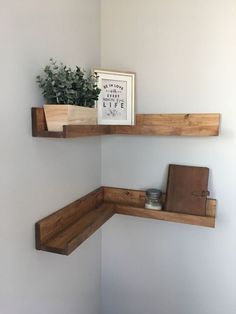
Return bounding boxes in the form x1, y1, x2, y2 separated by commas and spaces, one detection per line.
111, 114, 220, 136
32, 108, 110, 138
41, 203, 115, 255
63, 125, 111, 138
114, 203, 215, 228
35, 186, 216, 255
104, 186, 216, 228
44, 105, 97, 132
32, 108, 220, 138
103, 186, 146, 207
32, 107, 64, 138
35, 187, 104, 251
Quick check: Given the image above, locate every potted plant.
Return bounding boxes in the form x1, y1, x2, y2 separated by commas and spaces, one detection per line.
36, 58, 101, 131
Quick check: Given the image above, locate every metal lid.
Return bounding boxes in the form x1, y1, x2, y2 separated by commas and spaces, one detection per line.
146, 189, 162, 199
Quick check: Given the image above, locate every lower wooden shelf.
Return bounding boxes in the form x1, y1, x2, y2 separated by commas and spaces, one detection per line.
39, 203, 115, 255
35, 186, 216, 255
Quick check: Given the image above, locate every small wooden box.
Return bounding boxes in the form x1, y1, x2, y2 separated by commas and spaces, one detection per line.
44, 104, 97, 132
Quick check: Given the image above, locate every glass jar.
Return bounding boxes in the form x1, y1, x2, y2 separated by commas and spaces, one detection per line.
145, 189, 162, 210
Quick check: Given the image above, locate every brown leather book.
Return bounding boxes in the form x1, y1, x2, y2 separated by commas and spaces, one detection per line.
165, 164, 209, 216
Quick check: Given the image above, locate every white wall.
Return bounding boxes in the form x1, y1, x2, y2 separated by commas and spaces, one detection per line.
2, 1, 236, 314
101, 1, 236, 314
0, 1, 101, 313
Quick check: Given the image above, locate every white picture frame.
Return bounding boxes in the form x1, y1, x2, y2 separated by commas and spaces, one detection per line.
93, 69, 135, 125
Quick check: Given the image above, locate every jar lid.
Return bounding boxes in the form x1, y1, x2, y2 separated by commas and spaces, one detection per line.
146, 189, 162, 198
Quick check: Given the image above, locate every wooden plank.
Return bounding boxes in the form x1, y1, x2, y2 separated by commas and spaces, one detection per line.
35, 186, 216, 255
110, 114, 220, 136
41, 203, 115, 255
35, 187, 104, 250
114, 204, 215, 228
63, 125, 111, 138
136, 113, 220, 127
31, 107, 64, 138
32, 107, 111, 138
103, 186, 145, 207
104, 185, 216, 221
66, 203, 115, 254
31, 107, 46, 135
104, 186, 216, 212
32, 109, 220, 138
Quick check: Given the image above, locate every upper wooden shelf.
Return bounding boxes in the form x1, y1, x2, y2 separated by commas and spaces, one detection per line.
32, 108, 220, 138
36, 186, 216, 255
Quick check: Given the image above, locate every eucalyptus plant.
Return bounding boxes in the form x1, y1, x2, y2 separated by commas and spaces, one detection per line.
36, 58, 101, 107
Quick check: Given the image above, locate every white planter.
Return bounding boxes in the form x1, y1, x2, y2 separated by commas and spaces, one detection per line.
43, 104, 97, 132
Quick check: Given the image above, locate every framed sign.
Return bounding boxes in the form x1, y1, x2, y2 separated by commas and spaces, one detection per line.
94, 69, 135, 125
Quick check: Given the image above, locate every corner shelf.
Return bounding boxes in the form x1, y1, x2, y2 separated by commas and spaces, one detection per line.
36, 186, 216, 255
103, 187, 216, 228
32, 107, 220, 138
36, 188, 115, 255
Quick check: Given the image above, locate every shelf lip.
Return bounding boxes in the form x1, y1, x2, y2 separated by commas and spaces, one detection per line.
63, 124, 111, 138
112, 203, 215, 228
36, 187, 216, 255
111, 113, 220, 137
39, 203, 115, 255
35, 187, 104, 252
32, 108, 220, 138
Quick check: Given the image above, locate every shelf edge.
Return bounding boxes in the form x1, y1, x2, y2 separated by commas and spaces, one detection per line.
114, 203, 215, 228
32, 108, 220, 138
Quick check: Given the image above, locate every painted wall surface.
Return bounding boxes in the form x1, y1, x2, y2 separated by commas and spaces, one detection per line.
101, 1, 236, 314
0, 1, 101, 313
